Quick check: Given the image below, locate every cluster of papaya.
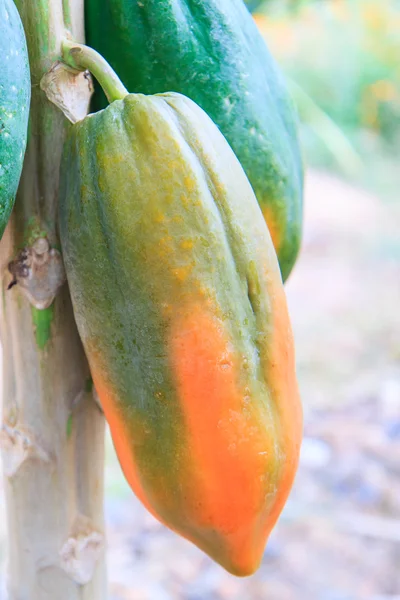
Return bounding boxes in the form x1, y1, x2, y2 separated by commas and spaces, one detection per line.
85, 0, 304, 282
4, 0, 304, 577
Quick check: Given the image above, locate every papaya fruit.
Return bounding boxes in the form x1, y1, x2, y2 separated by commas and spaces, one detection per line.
84, 0, 303, 281
59, 91, 302, 576
0, 0, 30, 239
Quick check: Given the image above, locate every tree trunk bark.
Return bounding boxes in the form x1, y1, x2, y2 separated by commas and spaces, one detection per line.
0, 1, 106, 598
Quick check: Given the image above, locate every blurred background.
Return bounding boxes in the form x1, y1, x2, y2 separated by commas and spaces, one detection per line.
1, 0, 400, 598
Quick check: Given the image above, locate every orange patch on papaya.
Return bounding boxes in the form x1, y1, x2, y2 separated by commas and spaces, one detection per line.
169, 307, 279, 575
262, 205, 281, 253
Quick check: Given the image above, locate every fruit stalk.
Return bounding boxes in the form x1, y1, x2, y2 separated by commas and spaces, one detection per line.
62, 39, 128, 103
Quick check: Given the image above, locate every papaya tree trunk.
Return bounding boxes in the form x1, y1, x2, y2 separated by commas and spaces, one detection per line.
0, 1, 106, 599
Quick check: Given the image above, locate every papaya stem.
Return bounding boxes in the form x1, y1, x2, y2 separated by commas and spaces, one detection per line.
62, 38, 128, 103
2, 1, 107, 597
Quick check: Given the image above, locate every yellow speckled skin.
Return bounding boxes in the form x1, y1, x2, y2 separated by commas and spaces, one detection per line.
59, 93, 302, 576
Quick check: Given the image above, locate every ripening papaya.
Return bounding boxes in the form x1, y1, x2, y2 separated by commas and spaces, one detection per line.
59, 91, 302, 576
0, 0, 30, 239
84, 0, 303, 281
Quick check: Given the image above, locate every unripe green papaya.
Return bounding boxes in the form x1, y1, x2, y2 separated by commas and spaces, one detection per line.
0, 0, 30, 239
59, 92, 302, 576
84, 0, 303, 281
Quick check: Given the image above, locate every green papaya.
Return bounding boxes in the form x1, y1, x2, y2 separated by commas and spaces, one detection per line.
59, 91, 302, 576
0, 0, 30, 239
84, 0, 303, 281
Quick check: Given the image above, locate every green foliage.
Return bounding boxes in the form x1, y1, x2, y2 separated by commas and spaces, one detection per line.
243, 0, 264, 12
255, 0, 400, 193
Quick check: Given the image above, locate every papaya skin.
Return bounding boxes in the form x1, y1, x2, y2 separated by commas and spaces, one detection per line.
59, 92, 302, 575
0, 0, 30, 239
84, 0, 304, 281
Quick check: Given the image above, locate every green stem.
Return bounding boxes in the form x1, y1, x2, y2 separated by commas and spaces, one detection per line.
62, 38, 128, 103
